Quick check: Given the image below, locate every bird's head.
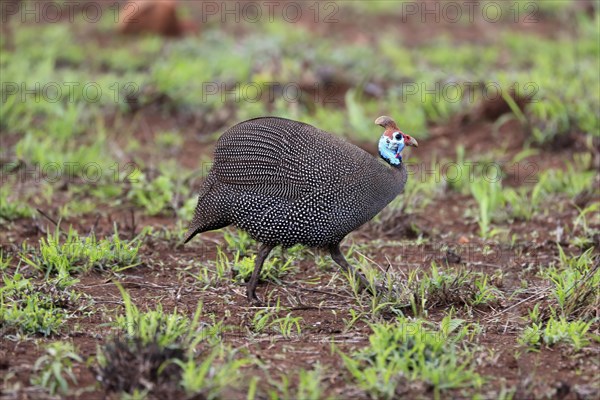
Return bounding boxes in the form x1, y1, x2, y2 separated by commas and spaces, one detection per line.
375, 116, 418, 165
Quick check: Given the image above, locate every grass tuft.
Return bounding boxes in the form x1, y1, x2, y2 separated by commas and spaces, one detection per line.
21, 226, 142, 277
519, 316, 594, 352
97, 283, 248, 398
31, 341, 83, 396
544, 246, 599, 320
341, 316, 483, 399
1, 272, 86, 337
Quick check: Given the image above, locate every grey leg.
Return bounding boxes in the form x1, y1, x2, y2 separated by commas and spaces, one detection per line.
247, 243, 275, 304
329, 244, 374, 295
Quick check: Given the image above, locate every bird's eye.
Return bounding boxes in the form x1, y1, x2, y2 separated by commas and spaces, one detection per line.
394, 133, 402, 141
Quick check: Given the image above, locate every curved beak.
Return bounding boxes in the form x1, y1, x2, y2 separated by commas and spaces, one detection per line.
406, 137, 419, 148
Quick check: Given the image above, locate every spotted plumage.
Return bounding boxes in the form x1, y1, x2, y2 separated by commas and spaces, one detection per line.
184, 116, 418, 303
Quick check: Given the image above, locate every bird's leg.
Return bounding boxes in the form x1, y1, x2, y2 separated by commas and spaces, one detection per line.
329, 244, 375, 295
279, 247, 287, 266
247, 243, 275, 305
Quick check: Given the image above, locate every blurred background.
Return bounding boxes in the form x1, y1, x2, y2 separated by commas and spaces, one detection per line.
1, 0, 598, 233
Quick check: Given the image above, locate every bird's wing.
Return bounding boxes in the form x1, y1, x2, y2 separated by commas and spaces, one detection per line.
213, 117, 368, 200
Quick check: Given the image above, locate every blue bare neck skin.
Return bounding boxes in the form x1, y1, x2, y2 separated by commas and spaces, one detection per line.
378, 135, 405, 166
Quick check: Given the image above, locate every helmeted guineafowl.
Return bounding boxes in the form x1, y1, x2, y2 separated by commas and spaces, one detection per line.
184, 116, 418, 303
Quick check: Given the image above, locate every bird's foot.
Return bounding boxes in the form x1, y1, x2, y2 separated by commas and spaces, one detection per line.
247, 287, 264, 306
248, 295, 264, 307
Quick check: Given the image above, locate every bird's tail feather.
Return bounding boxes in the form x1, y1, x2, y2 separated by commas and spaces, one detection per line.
183, 225, 200, 244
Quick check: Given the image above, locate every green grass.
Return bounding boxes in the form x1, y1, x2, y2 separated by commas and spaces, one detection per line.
150, 32, 252, 110
188, 248, 230, 286
128, 170, 177, 216
544, 246, 599, 320
195, 231, 299, 288
519, 246, 599, 352
468, 156, 596, 236
360, 262, 503, 318
572, 202, 600, 249
223, 228, 255, 256
251, 308, 303, 338
500, 25, 600, 143
382, 160, 440, 214
341, 316, 483, 399
113, 282, 214, 350
470, 178, 505, 237
0, 271, 85, 337
231, 252, 295, 286
21, 226, 142, 277
0, 185, 34, 223
0, 251, 12, 270
519, 316, 594, 352
30, 341, 83, 396
176, 347, 250, 399
2, 7, 597, 147
128, 162, 197, 217
97, 284, 248, 398
535, 164, 596, 199
268, 364, 329, 400
13, 107, 116, 180
155, 131, 184, 150
340, 1, 404, 14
